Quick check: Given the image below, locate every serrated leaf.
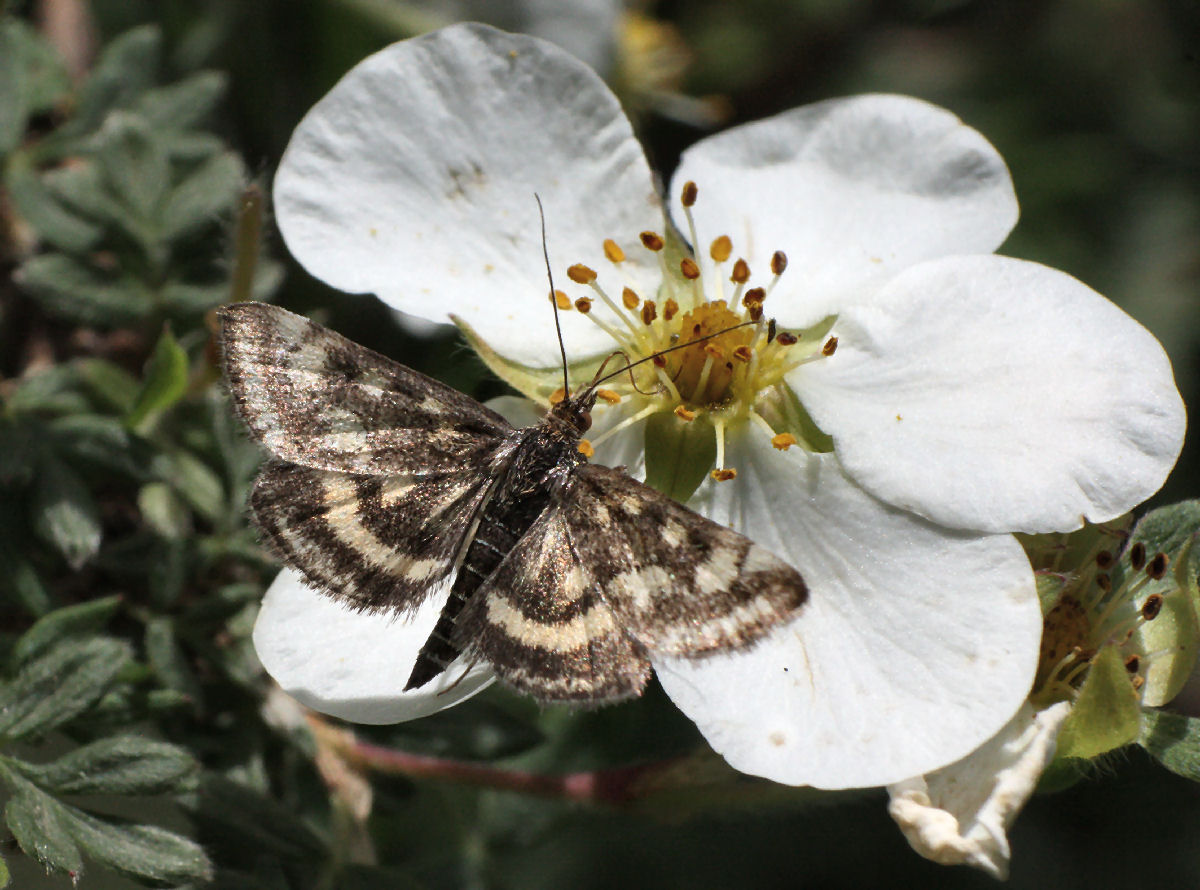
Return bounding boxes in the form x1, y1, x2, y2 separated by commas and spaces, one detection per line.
644, 410, 716, 503
134, 70, 228, 132
2, 778, 83, 877
65, 25, 161, 137
50, 414, 143, 477
31, 455, 102, 570
152, 448, 225, 524
5, 156, 105, 253
73, 358, 142, 414
0, 637, 131, 741
16, 252, 151, 326
95, 112, 170, 226
161, 150, 245, 240
1139, 710, 1200, 781
145, 617, 203, 705
11, 595, 123, 666
127, 326, 189, 430
1055, 646, 1142, 760
15, 735, 196, 795
64, 809, 212, 884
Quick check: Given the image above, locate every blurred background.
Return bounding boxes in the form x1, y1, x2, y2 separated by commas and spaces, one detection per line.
1, 0, 1198, 887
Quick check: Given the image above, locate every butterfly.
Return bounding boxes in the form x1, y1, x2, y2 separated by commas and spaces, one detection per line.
218, 301, 807, 704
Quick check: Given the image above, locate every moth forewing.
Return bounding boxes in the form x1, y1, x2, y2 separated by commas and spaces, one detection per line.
219, 301, 808, 706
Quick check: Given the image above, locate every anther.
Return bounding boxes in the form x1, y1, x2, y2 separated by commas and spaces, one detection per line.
640, 231, 665, 251
1142, 593, 1164, 620
681, 258, 701, 280
742, 287, 765, 307
663, 298, 679, 321
1147, 552, 1168, 580
746, 302, 764, 322
568, 263, 597, 284
622, 287, 640, 309
770, 250, 788, 276
1096, 573, 1112, 592
549, 388, 567, 404
603, 239, 625, 263
767, 319, 777, 343
711, 468, 738, 482
674, 405, 696, 421
596, 389, 621, 404
733, 345, 753, 363
641, 301, 658, 325
704, 343, 725, 360
1130, 542, 1147, 571
771, 433, 797, 450
575, 297, 593, 313
710, 235, 732, 263
1124, 654, 1141, 673
681, 180, 699, 207
775, 332, 798, 346
1096, 550, 1115, 570
554, 290, 573, 310
577, 439, 595, 458
822, 337, 838, 356
731, 259, 750, 284
652, 354, 667, 368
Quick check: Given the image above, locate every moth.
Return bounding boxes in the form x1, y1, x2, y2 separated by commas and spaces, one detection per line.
219, 301, 807, 704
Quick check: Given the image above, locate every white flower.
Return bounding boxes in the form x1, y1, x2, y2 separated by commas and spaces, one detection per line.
258, 24, 1185, 789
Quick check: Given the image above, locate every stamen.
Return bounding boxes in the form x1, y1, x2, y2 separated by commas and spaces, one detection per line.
603, 239, 626, 263
1147, 553, 1168, 580
622, 287, 640, 310
733, 345, 753, 363
772, 433, 797, 450
641, 301, 658, 325
568, 264, 597, 284
574, 297, 593, 313
595, 388, 621, 404
554, 290, 573, 310
711, 468, 738, 481
775, 332, 798, 346
588, 403, 658, 448
742, 286, 765, 307
549, 388, 567, 404
1142, 593, 1164, 620
681, 258, 700, 279
577, 439, 595, 458
1130, 542, 1147, 571
822, 337, 838, 356
681, 180, 699, 207
640, 231, 664, 251
710, 236, 732, 263
663, 298, 679, 321
674, 405, 696, 421
765, 249, 788, 298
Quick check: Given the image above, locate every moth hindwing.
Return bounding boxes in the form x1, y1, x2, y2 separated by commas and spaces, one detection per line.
219, 301, 807, 704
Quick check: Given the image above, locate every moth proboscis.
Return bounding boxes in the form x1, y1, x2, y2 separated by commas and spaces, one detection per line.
219, 301, 807, 704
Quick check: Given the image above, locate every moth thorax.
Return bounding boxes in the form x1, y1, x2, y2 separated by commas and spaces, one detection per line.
667, 301, 754, 407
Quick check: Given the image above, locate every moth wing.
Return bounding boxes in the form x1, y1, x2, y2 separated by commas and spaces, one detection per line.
560, 464, 807, 658
219, 302, 512, 475
457, 507, 651, 704
251, 460, 495, 613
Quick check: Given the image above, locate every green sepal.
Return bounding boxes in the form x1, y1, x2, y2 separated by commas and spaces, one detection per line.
1054, 646, 1141, 760
1138, 710, 1200, 781
643, 410, 716, 503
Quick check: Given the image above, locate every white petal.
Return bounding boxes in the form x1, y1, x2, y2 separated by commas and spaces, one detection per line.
655, 433, 1041, 789
795, 254, 1187, 534
253, 569, 495, 723
274, 23, 663, 367
887, 700, 1072, 880
670, 94, 1017, 327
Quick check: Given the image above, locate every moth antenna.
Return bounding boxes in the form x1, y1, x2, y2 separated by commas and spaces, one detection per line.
536, 194, 571, 398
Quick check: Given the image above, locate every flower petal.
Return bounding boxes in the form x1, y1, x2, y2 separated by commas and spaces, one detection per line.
274, 23, 663, 367
654, 433, 1041, 789
887, 700, 1072, 880
253, 568, 495, 723
670, 94, 1017, 328
795, 254, 1186, 534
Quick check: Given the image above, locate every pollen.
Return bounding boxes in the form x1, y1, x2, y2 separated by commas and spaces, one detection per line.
823, 337, 838, 356
710, 235, 732, 262
771, 433, 797, 450
641, 301, 658, 325
577, 439, 595, 458
681, 258, 700, 280
663, 298, 679, 321
622, 287, 640, 309
730, 259, 750, 284
603, 239, 626, 263
567, 264, 597, 284
711, 468, 738, 482
554, 290, 572, 310
681, 180, 699, 207
640, 231, 665, 251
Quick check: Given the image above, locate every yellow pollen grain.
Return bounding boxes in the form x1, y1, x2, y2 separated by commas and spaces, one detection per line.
771, 433, 797, 450
554, 290, 572, 310
641, 300, 658, 325
674, 405, 696, 421
663, 298, 679, 321
711, 468, 738, 482
823, 336, 838, 356
681, 257, 700, 280
575, 297, 593, 313
595, 388, 621, 404
710, 235, 732, 263
733, 345, 753, 363
567, 263, 597, 284
771, 250, 788, 275
731, 259, 750, 284
577, 439, 595, 458
622, 287, 640, 309
549, 388, 567, 405
640, 231, 665, 251
603, 239, 625, 263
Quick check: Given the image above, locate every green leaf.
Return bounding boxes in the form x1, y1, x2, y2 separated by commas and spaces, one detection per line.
127, 326, 189, 430
182, 774, 325, 860
73, 358, 142, 414
0, 416, 37, 485
0, 851, 9, 888
138, 482, 192, 538
66, 25, 161, 137
1139, 710, 1200, 781
1055, 646, 1142, 760
2, 777, 83, 877
644, 410, 716, 502
0, 529, 53, 617
64, 808, 212, 884
50, 414, 143, 477
0, 637, 132, 741
95, 111, 170, 227
145, 617, 203, 705
16, 252, 151, 326
134, 70, 228, 132
152, 448, 226, 524
31, 455, 102, 570
4, 156, 105, 253
11, 595, 123, 666
15, 735, 196, 795
0, 20, 69, 153
161, 150, 245, 240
